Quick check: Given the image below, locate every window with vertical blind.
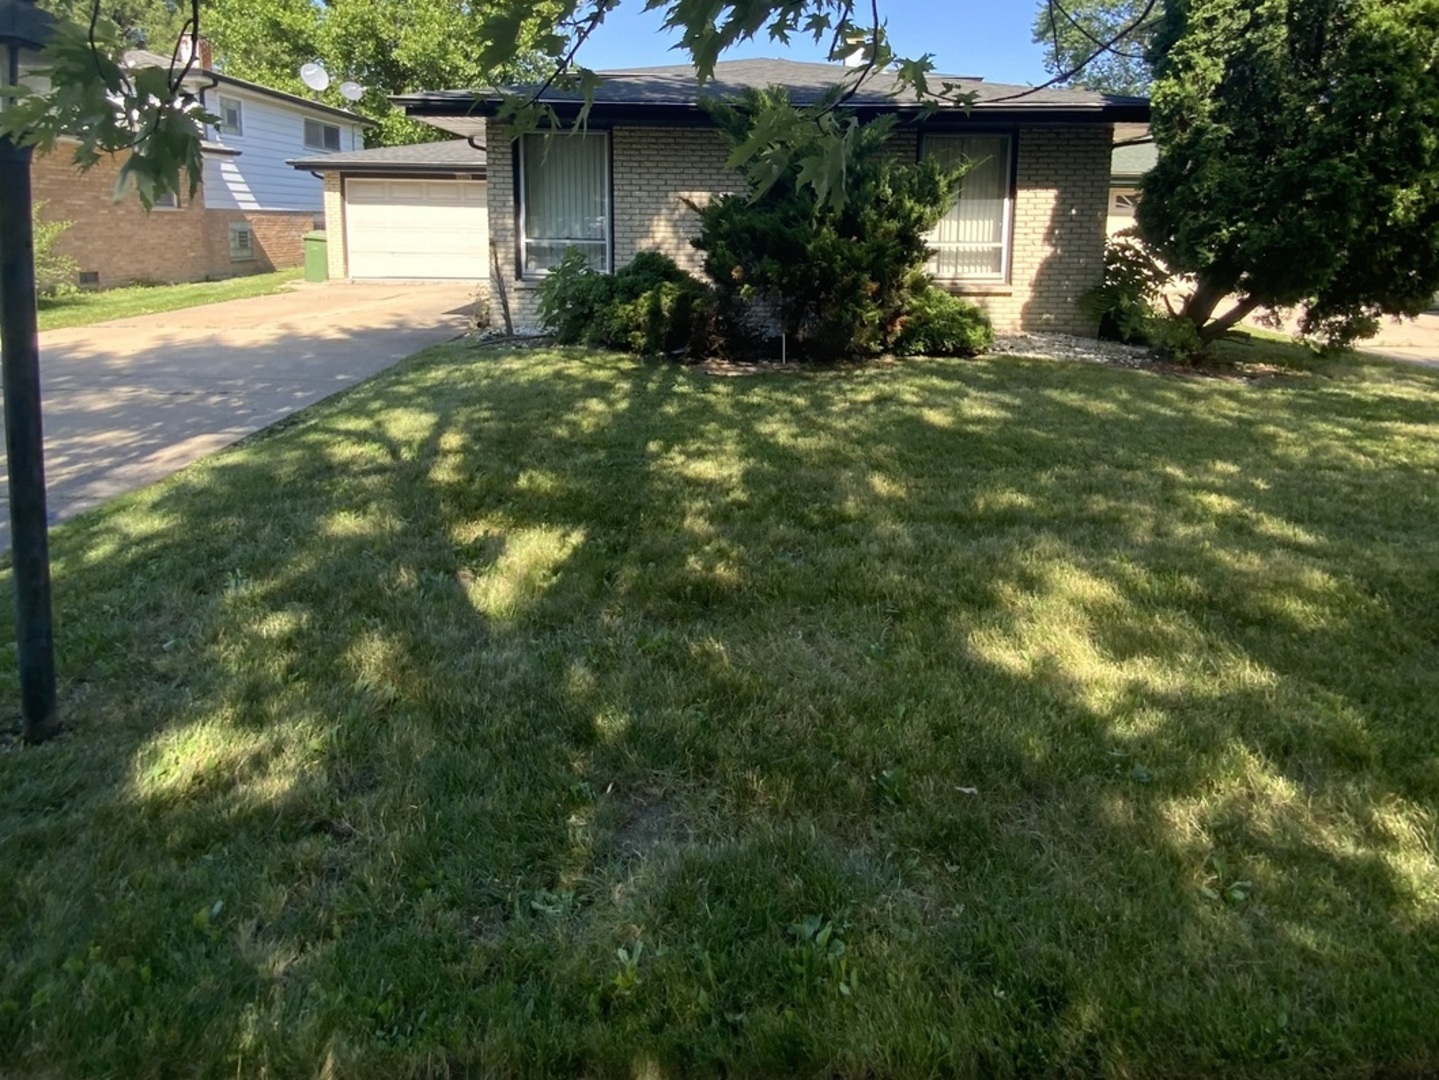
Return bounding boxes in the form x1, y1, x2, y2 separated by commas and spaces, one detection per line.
519, 131, 610, 275
923, 134, 1013, 282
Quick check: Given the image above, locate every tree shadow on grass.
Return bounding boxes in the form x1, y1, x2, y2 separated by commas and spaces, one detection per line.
2, 345, 1438, 1078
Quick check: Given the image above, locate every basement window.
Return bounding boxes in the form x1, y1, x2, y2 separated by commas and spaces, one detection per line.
229, 222, 255, 261
78, 270, 100, 288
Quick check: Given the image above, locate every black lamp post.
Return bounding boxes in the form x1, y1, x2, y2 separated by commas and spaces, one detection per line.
0, 0, 58, 743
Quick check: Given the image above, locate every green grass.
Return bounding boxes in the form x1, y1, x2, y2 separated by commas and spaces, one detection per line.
37, 269, 302, 332
3, 344, 1438, 1078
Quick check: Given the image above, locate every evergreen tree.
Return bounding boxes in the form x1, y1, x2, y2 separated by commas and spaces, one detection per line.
1139, 0, 1439, 345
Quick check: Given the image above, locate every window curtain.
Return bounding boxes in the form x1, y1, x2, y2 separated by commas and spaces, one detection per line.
523, 132, 608, 273
925, 135, 1011, 280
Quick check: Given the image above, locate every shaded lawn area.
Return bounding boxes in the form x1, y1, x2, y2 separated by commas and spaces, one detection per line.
37, 269, 303, 332
3, 344, 1438, 1078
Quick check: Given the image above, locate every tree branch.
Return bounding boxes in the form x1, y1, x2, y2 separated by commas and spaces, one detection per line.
988, 0, 1160, 102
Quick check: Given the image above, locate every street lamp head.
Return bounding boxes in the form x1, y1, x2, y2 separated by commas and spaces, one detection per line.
0, 0, 53, 50
0, 0, 55, 90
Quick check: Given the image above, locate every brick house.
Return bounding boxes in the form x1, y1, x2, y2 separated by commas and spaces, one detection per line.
34, 46, 369, 290
395, 59, 1149, 334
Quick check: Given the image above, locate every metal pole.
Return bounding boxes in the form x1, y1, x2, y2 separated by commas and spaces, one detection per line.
0, 133, 58, 743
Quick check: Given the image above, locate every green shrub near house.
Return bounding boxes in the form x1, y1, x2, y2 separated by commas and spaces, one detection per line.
535, 92, 995, 362
894, 286, 993, 357
537, 250, 718, 357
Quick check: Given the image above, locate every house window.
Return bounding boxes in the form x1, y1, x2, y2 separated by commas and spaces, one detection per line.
304, 119, 342, 152
153, 190, 180, 210
923, 134, 1013, 282
216, 95, 243, 137
229, 222, 255, 261
519, 131, 610, 275
78, 270, 100, 288
1112, 190, 1140, 214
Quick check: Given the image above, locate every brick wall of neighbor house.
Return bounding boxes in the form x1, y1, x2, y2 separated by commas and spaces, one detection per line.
30, 148, 313, 289
486, 119, 1111, 334
204, 210, 314, 275
31, 148, 213, 288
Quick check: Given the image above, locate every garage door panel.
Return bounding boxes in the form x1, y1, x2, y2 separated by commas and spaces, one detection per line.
345, 178, 488, 280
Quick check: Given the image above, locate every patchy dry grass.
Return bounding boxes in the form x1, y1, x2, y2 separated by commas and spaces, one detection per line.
2, 344, 1437, 1078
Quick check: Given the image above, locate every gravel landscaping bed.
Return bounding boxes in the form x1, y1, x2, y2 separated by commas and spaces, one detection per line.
989, 332, 1156, 368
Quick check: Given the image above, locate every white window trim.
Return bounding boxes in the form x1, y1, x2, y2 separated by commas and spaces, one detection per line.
152, 191, 181, 211
923, 132, 1015, 285
216, 95, 243, 137
517, 130, 613, 279
1111, 189, 1140, 214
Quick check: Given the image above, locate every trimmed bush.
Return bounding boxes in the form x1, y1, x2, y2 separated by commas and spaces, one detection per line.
537, 249, 717, 356
895, 288, 994, 357
690, 89, 964, 360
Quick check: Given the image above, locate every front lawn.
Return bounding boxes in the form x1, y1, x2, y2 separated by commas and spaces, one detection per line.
37, 269, 302, 332
3, 345, 1437, 1078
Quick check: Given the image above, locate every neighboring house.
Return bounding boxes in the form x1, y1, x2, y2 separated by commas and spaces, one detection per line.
1109, 137, 1157, 235
386, 59, 1148, 335
289, 141, 488, 283
32, 43, 369, 289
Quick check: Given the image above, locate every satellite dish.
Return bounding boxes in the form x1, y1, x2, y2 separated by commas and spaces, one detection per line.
339, 80, 365, 102
299, 62, 330, 92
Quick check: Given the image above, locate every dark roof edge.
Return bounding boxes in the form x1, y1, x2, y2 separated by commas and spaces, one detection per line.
208, 72, 377, 127
396, 97, 1151, 126
286, 158, 487, 175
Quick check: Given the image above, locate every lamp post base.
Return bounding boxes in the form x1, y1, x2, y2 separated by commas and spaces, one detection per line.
0, 133, 58, 744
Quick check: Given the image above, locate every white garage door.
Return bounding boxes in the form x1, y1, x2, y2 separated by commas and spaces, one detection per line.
344, 178, 488, 280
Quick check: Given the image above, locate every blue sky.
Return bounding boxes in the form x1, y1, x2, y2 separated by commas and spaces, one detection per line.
579, 0, 1052, 86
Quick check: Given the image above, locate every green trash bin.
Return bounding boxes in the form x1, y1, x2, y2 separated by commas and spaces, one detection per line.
303, 230, 328, 282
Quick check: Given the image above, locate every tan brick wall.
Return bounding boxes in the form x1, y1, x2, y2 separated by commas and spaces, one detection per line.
323, 172, 347, 279
31, 147, 314, 289
485, 119, 1112, 335
964, 125, 1113, 335
610, 127, 742, 274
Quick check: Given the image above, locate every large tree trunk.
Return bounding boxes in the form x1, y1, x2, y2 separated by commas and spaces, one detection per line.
1180, 278, 1231, 328
1197, 295, 1264, 344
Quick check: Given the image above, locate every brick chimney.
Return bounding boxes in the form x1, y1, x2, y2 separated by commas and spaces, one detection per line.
180, 33, 213, 71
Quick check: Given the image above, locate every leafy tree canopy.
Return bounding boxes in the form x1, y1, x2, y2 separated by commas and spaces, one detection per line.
37, 0, 187, 49
202, 0, 558, 145
1031, 0, 1162, 94
1137, 0, 1439, 345
2, 0, 1149, 203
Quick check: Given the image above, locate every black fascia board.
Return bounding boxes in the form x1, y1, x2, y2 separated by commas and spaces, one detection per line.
400, 97, 1150, 128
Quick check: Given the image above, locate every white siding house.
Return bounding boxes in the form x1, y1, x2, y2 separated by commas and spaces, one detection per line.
200, 81, 368, 213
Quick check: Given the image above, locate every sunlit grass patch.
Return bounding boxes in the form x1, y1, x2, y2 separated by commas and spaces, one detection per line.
3, 345, 1439, 1078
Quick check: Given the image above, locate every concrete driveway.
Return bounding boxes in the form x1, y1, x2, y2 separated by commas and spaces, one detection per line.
1358, 312, 1439, 366
0, 281, 477, 547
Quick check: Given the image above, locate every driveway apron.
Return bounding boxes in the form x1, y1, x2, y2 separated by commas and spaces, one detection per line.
0, 282, 476, 548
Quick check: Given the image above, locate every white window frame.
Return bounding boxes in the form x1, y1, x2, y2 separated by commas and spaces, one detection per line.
923, 132, 1015, 285
517, 130, 612, 279
153, 190, 180, 210
304, 119, 342, 152
216, 95, 243, 137
1111, 189, 1140, 214
229, 221, 255, 261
